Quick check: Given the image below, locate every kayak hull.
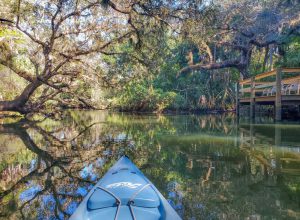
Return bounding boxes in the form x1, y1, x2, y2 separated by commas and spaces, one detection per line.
70, 156, 181, 220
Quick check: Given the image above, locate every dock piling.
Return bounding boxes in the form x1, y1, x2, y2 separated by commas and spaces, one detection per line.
250, 77, 255, 119
236, 82, 240, 117
275, 68, 282, 121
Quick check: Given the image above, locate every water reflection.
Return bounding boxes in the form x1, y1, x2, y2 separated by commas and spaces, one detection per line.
0, 111, 299, 219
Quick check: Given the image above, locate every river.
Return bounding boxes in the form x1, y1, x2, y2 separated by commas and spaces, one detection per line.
0, 111, 299, 219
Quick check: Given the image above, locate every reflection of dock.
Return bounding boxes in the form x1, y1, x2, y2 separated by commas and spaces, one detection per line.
239, 123, 300, 148
239, 125, 279, 146
238, 123, 300, 176
239, 127, 273, 145
237, 68, 300, 121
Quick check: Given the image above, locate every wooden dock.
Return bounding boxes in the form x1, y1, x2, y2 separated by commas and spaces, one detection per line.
236, 68, 300, 121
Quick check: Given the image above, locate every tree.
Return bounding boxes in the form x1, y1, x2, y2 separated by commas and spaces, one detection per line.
0, 0, 180, 114
178, 0, 300, 78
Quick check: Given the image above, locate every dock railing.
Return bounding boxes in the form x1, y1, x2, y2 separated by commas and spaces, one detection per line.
236, 68, 300, 121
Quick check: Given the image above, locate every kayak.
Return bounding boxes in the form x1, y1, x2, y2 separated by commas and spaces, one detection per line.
70, 156, 182, 220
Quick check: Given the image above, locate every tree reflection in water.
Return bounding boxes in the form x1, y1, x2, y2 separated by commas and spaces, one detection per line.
0, 111, 299, 219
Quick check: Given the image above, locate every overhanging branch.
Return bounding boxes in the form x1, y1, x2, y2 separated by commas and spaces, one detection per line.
178, 59, 245, 76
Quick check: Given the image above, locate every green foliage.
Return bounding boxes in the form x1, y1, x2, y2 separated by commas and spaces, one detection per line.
109, 39, 237, 112
0, 28, 24, 44
281, 36, 300, 67
0, 28, 29, 101
116, 80, 177, 112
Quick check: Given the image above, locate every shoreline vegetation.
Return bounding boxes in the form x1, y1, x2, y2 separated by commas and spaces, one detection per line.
0, 1, 300, 117
0, 108, 236, 117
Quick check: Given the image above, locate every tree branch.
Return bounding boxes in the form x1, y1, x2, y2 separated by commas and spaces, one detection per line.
178, 59, 245, 76
107, 0, 131, 14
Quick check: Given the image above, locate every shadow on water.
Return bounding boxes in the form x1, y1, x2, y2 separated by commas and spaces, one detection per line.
0, 111, 299, 219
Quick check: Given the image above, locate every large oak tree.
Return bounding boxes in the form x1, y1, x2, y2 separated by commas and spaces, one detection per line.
0, 0, 182, 114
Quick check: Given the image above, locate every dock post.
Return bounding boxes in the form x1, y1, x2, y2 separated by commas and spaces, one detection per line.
250, 76, 255, 120
275, 124, 281, 146
275, 68, 282, 121
251, 123, 254, 147
236, 82, 240, 117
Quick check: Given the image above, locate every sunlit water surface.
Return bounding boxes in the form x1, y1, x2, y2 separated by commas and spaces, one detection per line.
0, 111, 299, 220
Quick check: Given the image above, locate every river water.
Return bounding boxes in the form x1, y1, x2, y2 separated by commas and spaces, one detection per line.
0, 111, 299, 219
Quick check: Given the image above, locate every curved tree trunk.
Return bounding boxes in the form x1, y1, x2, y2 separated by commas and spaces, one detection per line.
0, 80, 42, 113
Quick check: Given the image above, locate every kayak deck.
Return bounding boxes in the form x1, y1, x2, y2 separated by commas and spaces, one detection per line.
70, 156, 181, 220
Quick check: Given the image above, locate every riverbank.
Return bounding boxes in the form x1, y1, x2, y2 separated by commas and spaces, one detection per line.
0, 106, 236, 118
